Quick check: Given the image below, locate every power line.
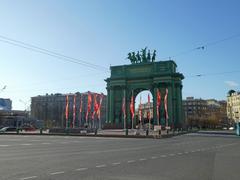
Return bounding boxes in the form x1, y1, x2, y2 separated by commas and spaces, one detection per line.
161, 33, 240, 60
185, 70, 240, 78
0, 35, 109, 72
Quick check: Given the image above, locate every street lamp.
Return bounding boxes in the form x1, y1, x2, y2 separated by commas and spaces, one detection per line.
19, 99, 28, 111
0, 85, 7, 93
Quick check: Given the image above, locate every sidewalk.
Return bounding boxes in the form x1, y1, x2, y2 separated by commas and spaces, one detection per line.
0, 128, 193, 139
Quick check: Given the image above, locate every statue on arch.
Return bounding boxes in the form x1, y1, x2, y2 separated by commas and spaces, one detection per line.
136, 51, 141, 63
127, 52, 134, 64
141, 47, 147, 63
147, 50, 151, 62
152, 50, 156, 62
131, 52, 137, 63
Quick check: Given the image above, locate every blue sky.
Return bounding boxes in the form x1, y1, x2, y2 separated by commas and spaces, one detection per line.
0, 0, 240, 110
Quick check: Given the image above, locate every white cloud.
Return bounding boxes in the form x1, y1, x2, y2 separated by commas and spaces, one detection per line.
224, 81, 239, 87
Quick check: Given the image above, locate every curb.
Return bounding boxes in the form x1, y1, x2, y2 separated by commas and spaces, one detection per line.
0, 131, 197, 139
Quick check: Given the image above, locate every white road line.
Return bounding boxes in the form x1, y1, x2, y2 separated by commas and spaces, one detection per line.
20, 176, 37, 180
71, 141, 79, 143
20, 144, 32, 146
160, 155, 167, 158
127, 160, 136, 163
139, 158, 147, 161
112, 162, 121, 165
50, 171, 65, 175
75, 168, 88, 171
177, 152, 183, 155
169, 154, 175, 156
191, 150, 195, 153
151, 156, 158, 159
96, 164, 106, 168
41, 142, 51, 145
0, 145, 10, 147
60, 142, 69, 144
184, 151, 189, 154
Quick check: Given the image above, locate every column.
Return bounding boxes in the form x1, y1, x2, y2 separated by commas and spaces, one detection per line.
122, 87, 127, 129
109, 87, 114, 124
167, 82, 173, 128
106, 87, 110, 123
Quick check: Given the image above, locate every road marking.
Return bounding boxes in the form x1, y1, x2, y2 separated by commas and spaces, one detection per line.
96, 164, 106, 168
71, 141, 79, 143
50, 171, 65, 175
75, 168, 88, 171
151, 156, 158, 159
139, 158, 147, 161
184, 151, 189, 154
169, 154, 175, 156
41, 142, 51, 145
127, 160, 136, 163
191, 150, 195, 153
60, 142, 69, 144
0, 145, 10, 147
20, 176, 37, 180
177, 152, 183, 155
160, 155, 167, 158
20, 144, 32, 146
112, 162, 121, 165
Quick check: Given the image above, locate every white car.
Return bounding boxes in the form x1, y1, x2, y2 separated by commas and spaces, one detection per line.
0, 127, 9, 133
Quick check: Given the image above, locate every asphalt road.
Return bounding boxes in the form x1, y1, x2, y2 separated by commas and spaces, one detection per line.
0, 133, 239, 180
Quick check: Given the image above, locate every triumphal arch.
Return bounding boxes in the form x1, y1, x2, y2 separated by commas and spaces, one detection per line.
105, 48, 184, 129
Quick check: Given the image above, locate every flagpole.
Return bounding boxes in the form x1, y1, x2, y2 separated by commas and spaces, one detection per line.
148, 93, 151, 132
79, 95, 82, 128
131, 90, 134, 130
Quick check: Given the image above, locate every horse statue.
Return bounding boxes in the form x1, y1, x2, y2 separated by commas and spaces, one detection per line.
152, 50, 156, 62
141, 47, 147, 63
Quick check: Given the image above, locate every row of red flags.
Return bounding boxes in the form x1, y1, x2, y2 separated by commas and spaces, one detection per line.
122, 88, 169, 124
65, 92, 104, 128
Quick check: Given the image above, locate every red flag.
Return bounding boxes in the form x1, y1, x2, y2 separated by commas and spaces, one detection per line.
164, 88, 169, 122
92, 94, 99, 120
148, 93, 151, 118
97, 94, 103, 120
65, 95, 69, 128
79, 95, 82, 127
148, 93, 150, 104
73, 95, 76, 128
86, 92, 92, 122
157, 89, 161, 124
130, 92, 134, 121
139, 95, 142, 122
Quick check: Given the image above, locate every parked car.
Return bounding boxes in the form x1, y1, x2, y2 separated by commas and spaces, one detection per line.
0, 127, 17, 133
0, 127, 9, 133
20, 125, 36, 131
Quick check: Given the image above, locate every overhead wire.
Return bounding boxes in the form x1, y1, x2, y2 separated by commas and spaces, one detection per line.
0, 35, 109, 72
161, 33, 240, 60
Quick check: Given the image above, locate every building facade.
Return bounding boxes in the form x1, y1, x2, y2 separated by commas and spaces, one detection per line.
31, 92, 106, 128
227, 91, 240, 123
183, 97, 227, 128
0, 110, 28, 128
0, 98, 12, 111
136, 102, 153, 125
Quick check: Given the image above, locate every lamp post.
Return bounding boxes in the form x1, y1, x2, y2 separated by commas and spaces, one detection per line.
0, 85, 7, 93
